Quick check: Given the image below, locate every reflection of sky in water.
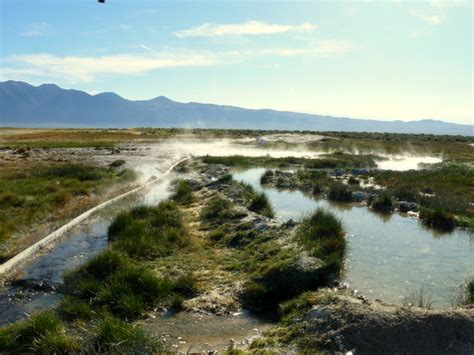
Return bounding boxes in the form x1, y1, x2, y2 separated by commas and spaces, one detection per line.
233, 168, 473, 308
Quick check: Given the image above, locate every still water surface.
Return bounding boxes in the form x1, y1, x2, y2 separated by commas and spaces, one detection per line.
233, 168, 473, 308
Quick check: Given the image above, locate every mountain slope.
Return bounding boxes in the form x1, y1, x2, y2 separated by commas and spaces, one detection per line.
0, 81, 471, 135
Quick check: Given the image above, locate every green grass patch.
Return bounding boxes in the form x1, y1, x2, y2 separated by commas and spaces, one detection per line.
201, 195, 246, 225
60, 249, 196, 320
0, 311, 79, 353
171, 180, 194, 205
248, 191, 275, 218
419, 207, 455, 231
371, 193, 394, 214
108, 201, 188, 259
327, 182, 352, 202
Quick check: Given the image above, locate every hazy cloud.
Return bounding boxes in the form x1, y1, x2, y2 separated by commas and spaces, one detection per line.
408, 9, 444, 25
174, 21, 317, 37
19, 22, 52, 37
2, 40, 358, 83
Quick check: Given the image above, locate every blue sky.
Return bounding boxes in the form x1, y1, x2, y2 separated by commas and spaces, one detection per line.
0, 0, 472, 124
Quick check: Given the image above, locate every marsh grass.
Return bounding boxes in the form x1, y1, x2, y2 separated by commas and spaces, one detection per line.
90, 313, 164, 353
402, 288, 434, 309
0, 162, 136, 259
0, 311, 79, 353
327, 183, 352, 203
60, 249, 196, 320
248, 191, 275, 218
371, 193, 394, 214
419, 207, 455, 231
108, 201, 188, 259
201, 195, 245, 224
172, 180, 194, 205
297, 209, 346, 267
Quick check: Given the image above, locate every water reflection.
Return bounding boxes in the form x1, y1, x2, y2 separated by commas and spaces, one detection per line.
233, 168, 474, 308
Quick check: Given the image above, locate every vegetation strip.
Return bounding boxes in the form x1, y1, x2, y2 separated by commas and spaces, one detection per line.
0, 157, 190, 280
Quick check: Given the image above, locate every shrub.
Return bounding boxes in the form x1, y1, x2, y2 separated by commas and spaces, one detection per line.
371, 193, 394, 213
248, 192, 275, 218
419, 207, 455, 230
328, 183, 352, 202
172, 180, 194, 205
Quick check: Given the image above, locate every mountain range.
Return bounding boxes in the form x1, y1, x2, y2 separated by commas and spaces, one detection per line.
0, 81, 471, 135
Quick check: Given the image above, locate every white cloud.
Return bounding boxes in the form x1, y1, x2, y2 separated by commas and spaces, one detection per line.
19, 22, 52, 37
408, 9, 444, 25
2, 52, 217, 83
174, 21, 317, 37
1, 40, 358, 83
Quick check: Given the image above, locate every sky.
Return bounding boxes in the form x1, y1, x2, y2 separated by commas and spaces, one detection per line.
0, 0, 472, 124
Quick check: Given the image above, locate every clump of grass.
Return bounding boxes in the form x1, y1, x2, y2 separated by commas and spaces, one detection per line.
371, 193, 394, 213
217, 173, 233, 184
0, 311, 79, 353
172, 180, 194, 205
419, 207, 455, 231
402, 288, 434, 309
108, 201, 188, 259
90, 313, 164, 353
297, 209, 346, 269
109, 159, 126, 168
260, 170, 274, 185
456, 278, 474, 306
201, 195, 245, 224
348, 176, 359, 185
248, 192, 274, 218
328, 183, 352, 202
61, 250, 174, 320
242, 210, 345, 312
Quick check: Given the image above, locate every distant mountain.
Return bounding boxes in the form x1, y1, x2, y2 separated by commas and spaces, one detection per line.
0, 81, 472, 135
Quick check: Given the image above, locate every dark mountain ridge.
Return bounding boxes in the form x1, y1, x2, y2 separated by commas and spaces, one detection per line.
0, 80, 471, 135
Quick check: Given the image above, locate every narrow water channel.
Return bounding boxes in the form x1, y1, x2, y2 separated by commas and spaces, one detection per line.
0, 180, 172, 326
233, 168, 474, 308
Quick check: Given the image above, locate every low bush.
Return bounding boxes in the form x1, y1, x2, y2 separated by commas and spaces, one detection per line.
328, 183, 352, 202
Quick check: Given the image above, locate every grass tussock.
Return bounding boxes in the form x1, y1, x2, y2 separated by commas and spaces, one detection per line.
108, 201, 188, 259
242, 209, 345, 312
60, 249, 196, 320
0, 311, 79, 353
402, 288, 434, 309
419, 207, 455, 231
171, 180, 194, 205
90, 313, 164, 353
327, 183, 352, 203
371, 193, 394, 214
248, 191, 275, 218
297, 209, 346, 268
201, 195, 245, 224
